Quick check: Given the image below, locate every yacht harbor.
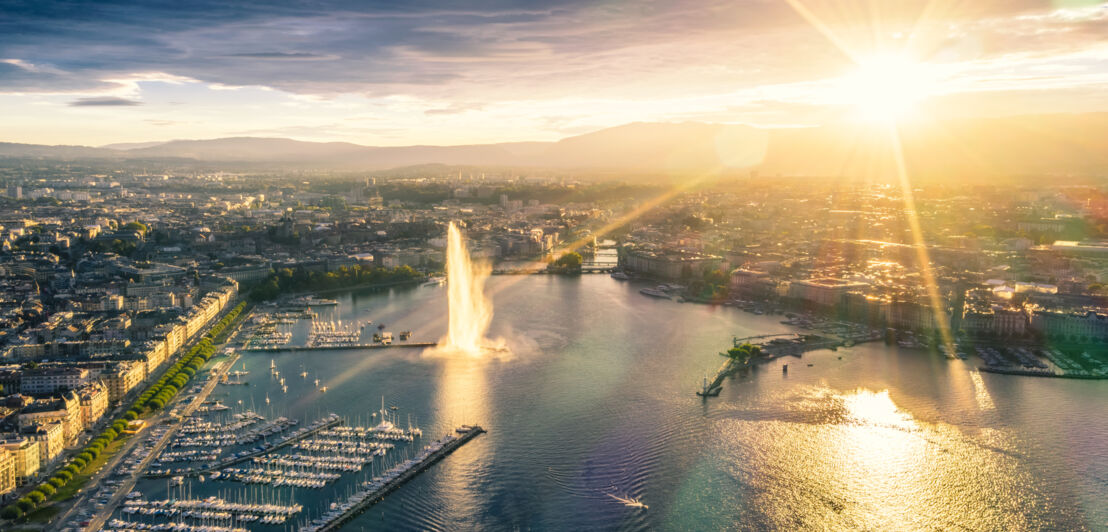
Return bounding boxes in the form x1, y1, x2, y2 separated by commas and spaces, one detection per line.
304, 425, 487, 532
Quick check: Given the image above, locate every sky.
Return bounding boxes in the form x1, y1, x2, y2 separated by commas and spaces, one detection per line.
2, 0, 1108, 146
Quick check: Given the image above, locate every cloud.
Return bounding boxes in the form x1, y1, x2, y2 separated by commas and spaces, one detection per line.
223, 52, 337, 60
425, 102, 485, 115
3, 0, 1108, 144
69, 97, 143, 106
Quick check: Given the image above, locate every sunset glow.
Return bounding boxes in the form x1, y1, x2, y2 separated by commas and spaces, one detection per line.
836, 53, 940, 123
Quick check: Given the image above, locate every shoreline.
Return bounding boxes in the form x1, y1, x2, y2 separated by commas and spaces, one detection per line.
977, 366, 1108, 380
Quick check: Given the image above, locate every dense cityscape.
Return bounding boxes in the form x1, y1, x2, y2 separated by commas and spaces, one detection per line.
0, 161, 1105, 527
3, 1, 1108, 530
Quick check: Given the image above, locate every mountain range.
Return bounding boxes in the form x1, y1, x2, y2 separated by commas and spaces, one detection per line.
3, 114, 1107, 179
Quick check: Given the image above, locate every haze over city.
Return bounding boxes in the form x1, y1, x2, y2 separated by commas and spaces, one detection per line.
0, 2, 1106, 532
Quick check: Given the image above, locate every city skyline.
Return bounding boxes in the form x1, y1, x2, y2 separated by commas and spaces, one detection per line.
4, 1, 1108, 145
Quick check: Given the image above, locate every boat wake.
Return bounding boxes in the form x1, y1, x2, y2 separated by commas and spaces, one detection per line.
606, 493, 648, 510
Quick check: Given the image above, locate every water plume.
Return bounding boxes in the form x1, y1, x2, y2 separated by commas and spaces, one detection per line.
427, 221, 507, 359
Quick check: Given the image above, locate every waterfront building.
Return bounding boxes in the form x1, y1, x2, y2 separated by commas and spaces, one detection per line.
20, 367, 90, 395
0, 449, 15, 497
18, 392, 82, 447
619, 246, 722, 279
962, 308, 1028, 337
78, 381, 109, 428
729, 268, 775, 298
22, 421, 64, 466
788, 278, 869, 307
101, 361, 145, 404
885, 300, 948, 333
1030, 310, 1108, 341
0, 437, 40, 486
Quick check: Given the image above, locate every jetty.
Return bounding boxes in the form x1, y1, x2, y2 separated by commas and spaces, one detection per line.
242, 342, 435, 353
305, 425, 486, 532
697, 333, 879, 397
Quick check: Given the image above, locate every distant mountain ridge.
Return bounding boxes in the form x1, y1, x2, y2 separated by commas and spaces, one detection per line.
5, 114, 1108, 178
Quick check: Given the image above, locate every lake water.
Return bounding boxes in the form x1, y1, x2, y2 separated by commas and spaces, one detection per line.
128, 275, 1107, 531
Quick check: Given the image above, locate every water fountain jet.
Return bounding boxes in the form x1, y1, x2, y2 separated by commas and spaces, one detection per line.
428, 221, 507, 358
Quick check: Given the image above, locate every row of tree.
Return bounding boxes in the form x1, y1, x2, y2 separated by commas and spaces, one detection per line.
1, 301, 247, 521
248, 265, 422, 301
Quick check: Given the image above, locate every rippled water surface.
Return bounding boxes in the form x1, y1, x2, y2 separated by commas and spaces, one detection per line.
131, 275, 1107, 531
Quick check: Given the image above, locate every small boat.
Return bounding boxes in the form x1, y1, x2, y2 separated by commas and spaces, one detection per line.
270, 359, 276, 369
639, 286, 670, 299
314, 379, 320, 387
320, 386, 328, 393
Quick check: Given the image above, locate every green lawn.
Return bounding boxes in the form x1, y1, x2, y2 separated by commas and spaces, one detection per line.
54, 435, 129, 502
21, 504, 61, 523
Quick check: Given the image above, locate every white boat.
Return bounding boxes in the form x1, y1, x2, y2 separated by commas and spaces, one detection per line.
639, 286, 671, 299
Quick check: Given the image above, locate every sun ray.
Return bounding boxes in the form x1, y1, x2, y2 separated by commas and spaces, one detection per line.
889, 123, 955, 353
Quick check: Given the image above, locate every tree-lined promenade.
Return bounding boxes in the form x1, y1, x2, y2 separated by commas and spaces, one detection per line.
1, 302, 248, 523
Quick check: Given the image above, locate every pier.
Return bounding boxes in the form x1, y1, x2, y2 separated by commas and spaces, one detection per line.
242, 342, 436, 353
307, 425, 486, 532
698, 332, 880, 397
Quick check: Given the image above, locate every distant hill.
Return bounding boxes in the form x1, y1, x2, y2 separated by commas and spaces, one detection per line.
100, 141, 170, 150
0, 142, 120, 159
5, 113, 1108, 178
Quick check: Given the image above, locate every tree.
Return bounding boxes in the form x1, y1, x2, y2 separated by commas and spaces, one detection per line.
1, 505, 23, 520
724, 343, 762, 363
123, 221, 148, 235
549, 252, 583, 273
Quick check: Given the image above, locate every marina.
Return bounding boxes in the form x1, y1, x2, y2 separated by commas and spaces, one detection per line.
304, 425, 487, 532
146, 413, 342, 477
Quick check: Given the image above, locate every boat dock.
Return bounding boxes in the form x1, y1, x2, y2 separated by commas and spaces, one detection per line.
145, 414, 343, 478
242, 342, 435, 353
306, 425, 486, 532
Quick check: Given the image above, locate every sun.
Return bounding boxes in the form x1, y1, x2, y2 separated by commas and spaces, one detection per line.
835, 53, 938, 123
